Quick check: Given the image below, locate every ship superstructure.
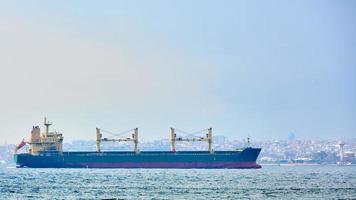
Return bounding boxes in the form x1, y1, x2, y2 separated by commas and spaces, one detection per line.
25, 118, 63, 154
14, 118, 261, 169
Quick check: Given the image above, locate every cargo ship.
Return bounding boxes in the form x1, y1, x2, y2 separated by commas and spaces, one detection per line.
14, 118, 261, 169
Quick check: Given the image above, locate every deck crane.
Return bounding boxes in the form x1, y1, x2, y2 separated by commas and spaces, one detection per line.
96, 127, 139, 153
170, 127, 213, 153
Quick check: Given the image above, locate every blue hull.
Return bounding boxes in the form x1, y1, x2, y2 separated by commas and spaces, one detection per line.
14, 148, 261, 169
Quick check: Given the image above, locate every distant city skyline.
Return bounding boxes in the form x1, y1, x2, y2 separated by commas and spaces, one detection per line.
1, 1, 355, 143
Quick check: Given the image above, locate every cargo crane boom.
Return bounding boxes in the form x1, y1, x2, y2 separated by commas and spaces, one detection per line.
96, 127, 139, 153
170, 127, 213, 153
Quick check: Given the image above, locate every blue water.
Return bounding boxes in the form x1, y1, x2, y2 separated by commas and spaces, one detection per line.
0, 165, 355, 199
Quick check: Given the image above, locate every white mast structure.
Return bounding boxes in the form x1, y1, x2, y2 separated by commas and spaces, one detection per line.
96, 128, 139, 153
170, 127, 213, 153
338, 141, 345, 165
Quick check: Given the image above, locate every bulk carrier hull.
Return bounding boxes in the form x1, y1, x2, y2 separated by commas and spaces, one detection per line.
14, 148, 261, 169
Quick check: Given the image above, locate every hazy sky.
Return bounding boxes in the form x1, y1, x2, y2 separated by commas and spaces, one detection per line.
1, 0, 355, 144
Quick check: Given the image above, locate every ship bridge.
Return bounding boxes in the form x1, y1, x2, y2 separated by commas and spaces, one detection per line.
25, 118, 63, 154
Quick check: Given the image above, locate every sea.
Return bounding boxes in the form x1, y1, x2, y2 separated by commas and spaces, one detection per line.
0, 165, 355, 200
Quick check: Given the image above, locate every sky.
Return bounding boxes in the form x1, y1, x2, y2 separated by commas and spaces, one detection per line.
0, 0, 355, 144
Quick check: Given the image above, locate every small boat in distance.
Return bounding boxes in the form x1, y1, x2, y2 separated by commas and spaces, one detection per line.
14, 118, 262, 169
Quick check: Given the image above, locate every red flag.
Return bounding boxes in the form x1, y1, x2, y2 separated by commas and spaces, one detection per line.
15, 139, 26, 151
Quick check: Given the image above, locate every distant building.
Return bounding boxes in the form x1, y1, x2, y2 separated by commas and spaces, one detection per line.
213, 136, 228, 145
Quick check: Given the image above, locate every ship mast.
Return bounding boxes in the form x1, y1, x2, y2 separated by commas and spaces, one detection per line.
170, 127, 213, 153
170, 128, 176, 152
96, 128, 102, 152
44, 117, 52, 137
96, 127, 139, 153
